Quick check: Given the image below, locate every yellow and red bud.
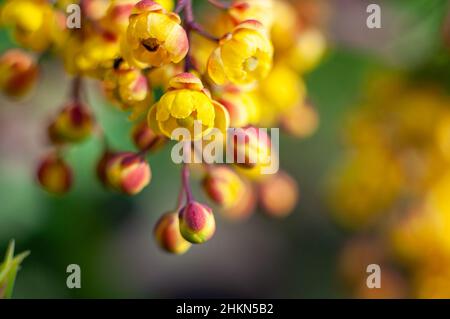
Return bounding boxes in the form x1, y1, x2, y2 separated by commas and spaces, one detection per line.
0, 49, 38, 98
232, 126, 271, 169
48, 102, 94, 144
202, 166, 244, 209
131, 121, 167, 152
221, 177, 257, 221
179, 201, 215, 244
105, 152, 152, 195
154, 212, 192, 254
258, 171, 299, 218
36, 153, 72, 195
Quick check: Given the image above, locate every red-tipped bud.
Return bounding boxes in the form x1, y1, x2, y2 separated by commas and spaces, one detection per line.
179, 201, 215, 244
48, 102, 94, 144
154, 212, 192, 254
259, 171, 299, 218
202, 166, 245, 209
232, 126, 272, 169
0, 49, 38, 98
36, 153, 72, 195
131, 121, 167, 152
105, 152, 151, 195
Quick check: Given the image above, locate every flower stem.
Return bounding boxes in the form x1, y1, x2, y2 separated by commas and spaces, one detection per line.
71, 76, 82, 103
182, 163, 193, 203
207, 0, 230, 10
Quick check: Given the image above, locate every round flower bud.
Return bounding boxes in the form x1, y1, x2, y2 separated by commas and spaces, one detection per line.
232, 126, 272, 169
259, 171, 299, 217
154, 212, 191, 254
281, 103, 319, 138
105, 152, 151, 195
131, 121, 167, 152
0, 49, 38, 98
48, 102, 94, 144
179, 201, 215, 244
221, 178, 257, 221
202, 166, 245, 209
36, 153, 72, 195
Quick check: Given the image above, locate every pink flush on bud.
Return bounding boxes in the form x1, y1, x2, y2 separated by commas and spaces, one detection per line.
179, 201, 215, 244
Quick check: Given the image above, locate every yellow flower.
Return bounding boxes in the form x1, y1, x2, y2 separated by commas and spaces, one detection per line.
229, 0, 274, 30
122, 1, 188, 68
103, 59, 154, 121
148, 73, 229, 140
258, 62, 306, 113
1, 0, 64, 52
63, 31, 120, 76
215, 86, 260, 128
0, 49, 38, 98
270, 0, 299, 51
286, 28, 326, 74
207, 20, 273, 85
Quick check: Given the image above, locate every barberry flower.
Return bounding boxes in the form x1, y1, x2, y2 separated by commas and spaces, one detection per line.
202, 166, 245, 209
105, 152, 152, 195
286, 29, 327, 74
232, 125, 272, 169
131, 120, 167, 152
103, 60, 150, 109
122, 1, 189, 68
258, 171, 299, 218
280, 103, 319, 139
48, 102, 94, 144
228, 0, 274, 29
36, 153, 73, 195
221, 178, 256, 221
208, 20, 273, 85
215, 86, 259, 128
63, 31, 121, 76
147, 73, 229, 140
258, 62, 306, 113
1, 0, 64, 52
0, 49, 38, 98
154, 212, 191, 254
179, 201, 215, 244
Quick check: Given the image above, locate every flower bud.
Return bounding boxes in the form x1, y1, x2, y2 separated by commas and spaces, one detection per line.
179, 201, 215, 244
0, 49, 38, 98
154, 212, 192, 254
105, 152, 151, 195
131, 121, 167, 152
258, 171, 299, 217
96, 150, 116, 188
281, 103, 319, 138
232, 126, 272, 169
36, 153, 72, 195
48, 102, 94, 144
202, 166, 245, 209
221, 178, 257, 221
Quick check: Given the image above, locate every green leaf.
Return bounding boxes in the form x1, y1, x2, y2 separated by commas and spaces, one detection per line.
0, 240, 30, 299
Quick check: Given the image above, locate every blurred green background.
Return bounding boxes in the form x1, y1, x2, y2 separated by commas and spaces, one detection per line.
0, 0, 449, 298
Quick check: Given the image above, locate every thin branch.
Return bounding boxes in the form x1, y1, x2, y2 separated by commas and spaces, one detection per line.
207, 0, 230, 10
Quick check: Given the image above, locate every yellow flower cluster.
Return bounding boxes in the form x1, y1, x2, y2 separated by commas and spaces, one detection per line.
329, 75, 450, 298
0, 0, 326, 254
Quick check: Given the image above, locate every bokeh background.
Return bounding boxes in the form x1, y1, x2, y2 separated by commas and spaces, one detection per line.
1, 0, 450, 298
